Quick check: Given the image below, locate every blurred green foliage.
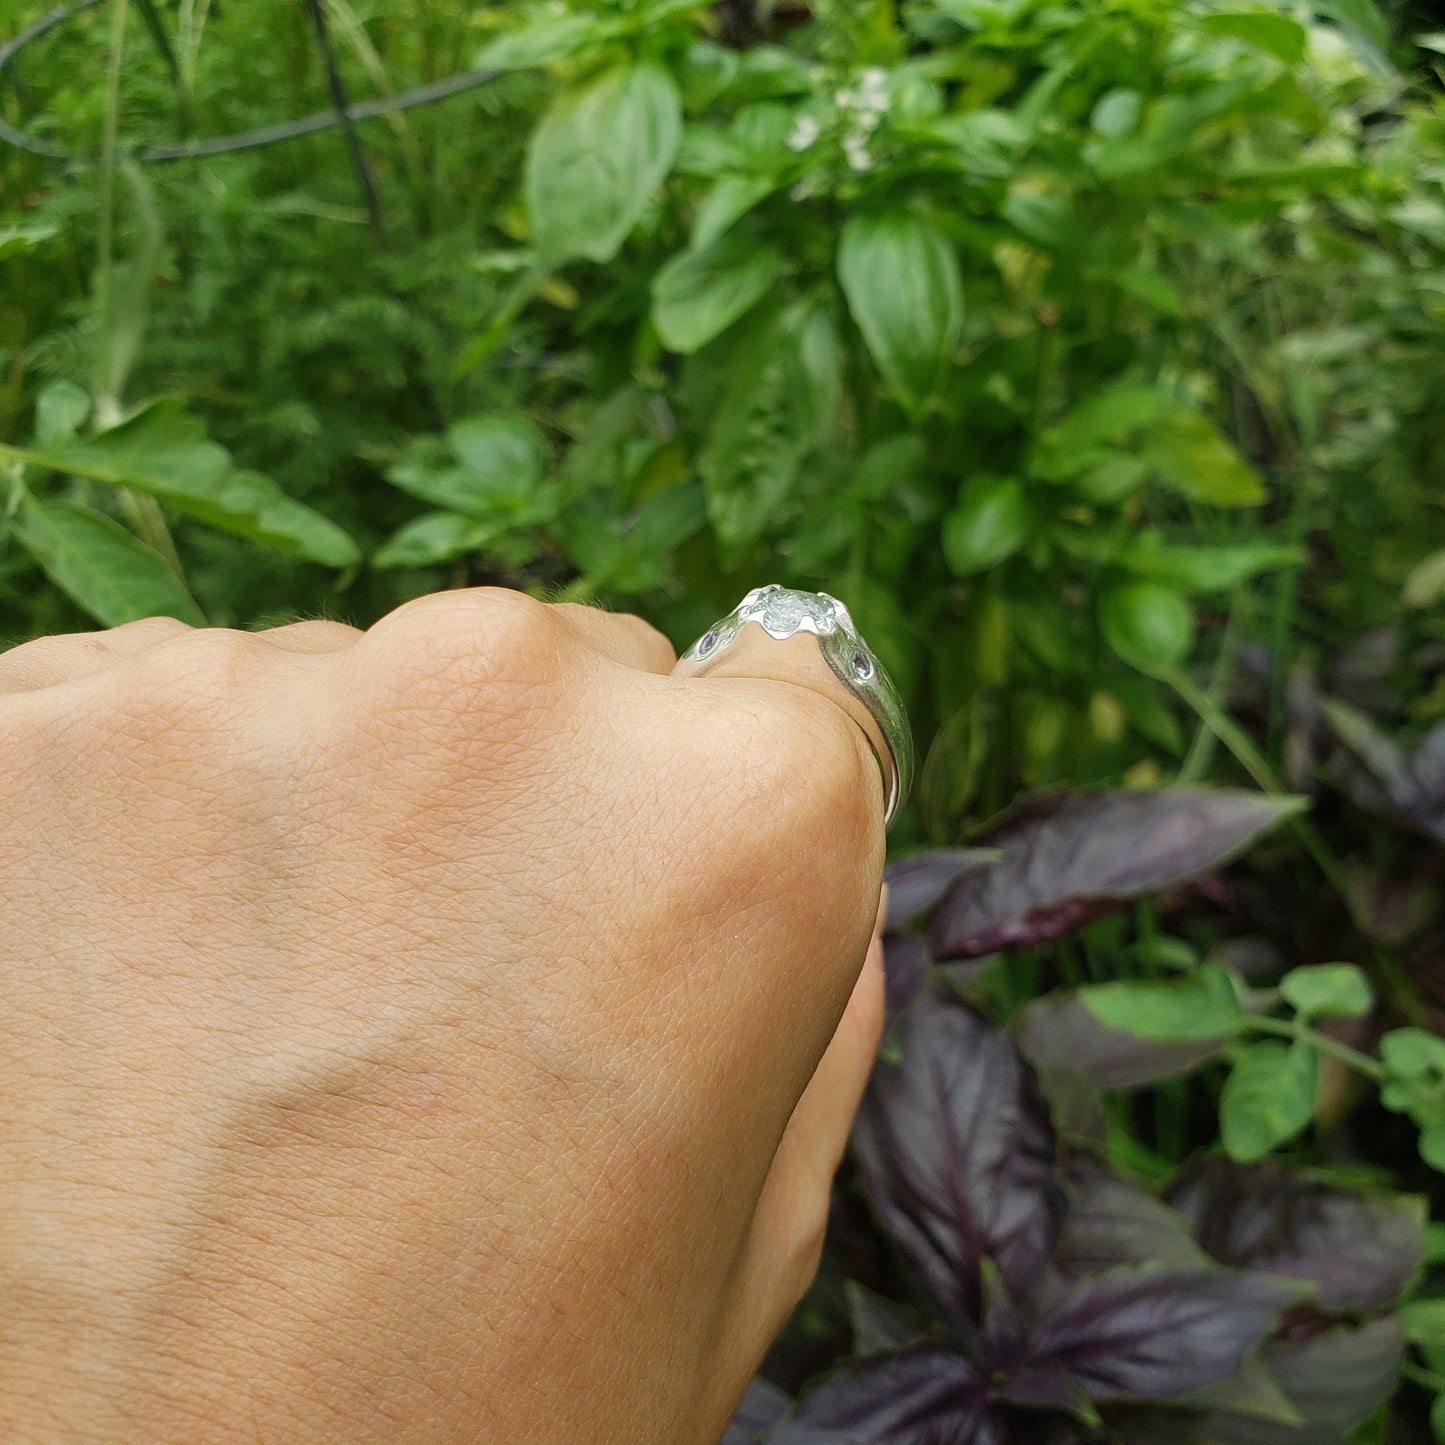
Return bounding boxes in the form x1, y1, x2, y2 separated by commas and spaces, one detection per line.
1, 0, 1443, 843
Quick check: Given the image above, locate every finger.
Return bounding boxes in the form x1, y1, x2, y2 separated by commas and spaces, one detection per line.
732, 886, 888, 1347
259, 619, 363, 655
553, 603, 676, 675
0, 616, 193, 696
672, 628, 892, 818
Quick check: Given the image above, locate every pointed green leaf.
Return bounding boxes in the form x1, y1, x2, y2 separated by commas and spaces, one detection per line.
652, 231, 784, 354
942, 476, 1031, 576
1080, 965, 1245, 1043
1200, 11, 1308, 64
372, 512, 497, 570
691, 174, 774, 250
12, 494, 205, 627
1145, 408, 1266, 507
0, 401, 360, 567
837, 212, 963, 420
526, 61, 682, 264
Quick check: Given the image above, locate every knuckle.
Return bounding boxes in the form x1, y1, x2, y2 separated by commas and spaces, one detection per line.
365, 588, 569, 716
109, 627, 273, 730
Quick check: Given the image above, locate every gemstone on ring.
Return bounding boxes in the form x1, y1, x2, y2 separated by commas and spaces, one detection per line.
678, 584, 913, 826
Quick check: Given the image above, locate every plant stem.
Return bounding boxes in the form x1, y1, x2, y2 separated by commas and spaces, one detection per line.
1247, 1014, 1386, 1081
1402, 1363, 1445, 1394
93, 0, 130, 410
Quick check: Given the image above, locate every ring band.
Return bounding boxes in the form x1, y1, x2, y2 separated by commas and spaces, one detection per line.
675, 585, 913, 827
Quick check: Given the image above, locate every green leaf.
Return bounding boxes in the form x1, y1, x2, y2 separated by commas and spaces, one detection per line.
651, 232, 784, 354
941, 476, 1031, 576
1080, 965, 1245, 1042
0, 222, 59, 261
473, 10, 612, 70
850, 434, 925, 502
1200, 11, 1308, 64
1382, 1029, 1445, 1081
1119, 535, 1302, 592
1221, 1042, 1319, 1162
1422, 1126, 1445, 1173
1403, 1299, 1445, 1347
526, 61, 682, 265
1404, 549, 1445, 610
1144, 409, 1266, 507
12, 493, 205, 627
0, 400, 360, 567
1100, 581, 1195, 671
837, 211, 963, 421
691, 174, 774, 250
372, 511, 496, 570
701, 300, 840, 555
1314, 0, 1389, 52
1091, 89, 1141, 138
1280, 963, 1373, 1020
34, 380, 91, 446
1034, 384, 1177, 481
918, 109, 1026, 178
445, 415, 548, 506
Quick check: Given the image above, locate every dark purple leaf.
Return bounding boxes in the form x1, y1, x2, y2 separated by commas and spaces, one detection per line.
1051, 1157, 1210, 1278
931, 790, 1303, 959
1166, 1159, 1424, 1314
1206, 1318, 1403, 1444
1316, 699, 1445, 843
885, 850, 1001, 930
723, 1378, 792, 1443
1024, 1267, 1297, 1402
883, 932, 930, 1022
993, 1364, 1095, 1418
771, 1347, 1000, 1444
1015, 990, 1230, 1090
854, 989, 1064, 1325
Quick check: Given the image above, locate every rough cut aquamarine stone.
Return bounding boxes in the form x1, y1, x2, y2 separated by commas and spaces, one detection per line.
752, 587, 838, 637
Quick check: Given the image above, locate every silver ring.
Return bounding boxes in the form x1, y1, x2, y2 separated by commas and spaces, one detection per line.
677, 585, 913, 827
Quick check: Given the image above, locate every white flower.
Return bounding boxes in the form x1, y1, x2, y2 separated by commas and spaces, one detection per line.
859, 67, 888, 98
843, 133, 873, 171
787, 114, 821, 151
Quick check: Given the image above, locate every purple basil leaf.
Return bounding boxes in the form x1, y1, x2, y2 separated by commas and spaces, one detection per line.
1166, 1159, 1425, 1314
1051, 1157, 1210, 1278
1205, 1318, 1403, 1444
723, 1378, 792, 1443
770, 1346, 1000, 1445
930, 789, 1303, 960
1015, 990, 1230, 1091
1024, 1266, 1298, 1402
846, 1282, 932, 1354
885, 850, 1000, 930
994, 1364, 1096, 1419
1317, 698, 1445, 843
853, 988, 1064, 1325
882, 932, 930, 1023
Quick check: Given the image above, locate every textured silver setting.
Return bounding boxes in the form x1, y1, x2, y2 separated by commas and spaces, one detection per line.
680, 585, 913, 826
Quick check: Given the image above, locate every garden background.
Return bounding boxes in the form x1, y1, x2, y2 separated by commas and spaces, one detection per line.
3, 0, 1445, 1439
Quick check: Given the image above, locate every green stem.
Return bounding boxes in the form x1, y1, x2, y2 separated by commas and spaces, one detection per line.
93, 0, 130, 410
1247, 1014, 1386, 1081
1402, 1362, 1445, 1394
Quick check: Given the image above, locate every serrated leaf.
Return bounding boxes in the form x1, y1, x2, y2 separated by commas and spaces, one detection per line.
837, 211, 962, 420
1025, 1266, 1296, 1402
526, 61, 682, 264
853, 989, 1063, 1326
0, 400, 360, 567
1279, 963, 1372, 1019
1221, 1042, 1318, 1162
12, 494, 205, 626
651, 232, 784, 353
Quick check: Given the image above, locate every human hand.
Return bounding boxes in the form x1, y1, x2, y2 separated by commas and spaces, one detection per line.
0, 589, 886, 1442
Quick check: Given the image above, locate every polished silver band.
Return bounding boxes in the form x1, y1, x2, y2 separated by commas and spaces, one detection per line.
677, 586, 913, 827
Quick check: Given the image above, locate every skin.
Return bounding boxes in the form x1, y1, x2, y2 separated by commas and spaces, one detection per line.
0, 589, 887, 1443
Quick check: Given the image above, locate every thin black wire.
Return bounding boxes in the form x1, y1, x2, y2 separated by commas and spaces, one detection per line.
0, 0, 501, 166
